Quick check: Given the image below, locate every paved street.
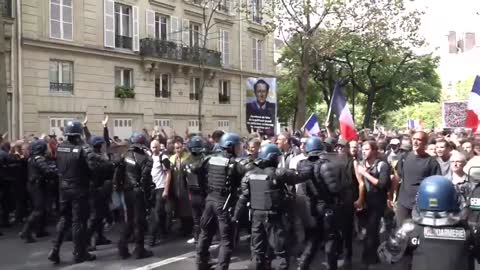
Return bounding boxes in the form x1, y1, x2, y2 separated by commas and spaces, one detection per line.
1, 223, 478, 270
0, 222, 390, 270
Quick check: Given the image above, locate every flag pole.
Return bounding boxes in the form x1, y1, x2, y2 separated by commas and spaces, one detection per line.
326, 87, 335, 124
301, 113, 314, 130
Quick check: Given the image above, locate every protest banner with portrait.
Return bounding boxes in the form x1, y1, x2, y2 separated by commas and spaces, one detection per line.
246, 78, 277, 136
442, 101, 468, 128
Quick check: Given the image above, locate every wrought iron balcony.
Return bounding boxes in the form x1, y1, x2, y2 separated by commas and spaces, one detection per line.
50, 82, 73, 94
218, 94, 230, 104
140, 38, 222, 68
189, 92, 199, 100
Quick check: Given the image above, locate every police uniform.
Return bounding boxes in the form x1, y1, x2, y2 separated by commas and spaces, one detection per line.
86, 136, 114, 250
48, 121, 109, 264
196, 133, 247, 270
296, 137, 342, 270
20, 140, 58, 243
185, 152, 207, 243
378, 175, 480, 270
117, 133, 154, 259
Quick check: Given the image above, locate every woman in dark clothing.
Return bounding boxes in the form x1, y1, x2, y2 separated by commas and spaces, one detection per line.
357, 140, 391, 270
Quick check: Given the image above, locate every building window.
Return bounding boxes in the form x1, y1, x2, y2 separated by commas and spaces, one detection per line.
218, 80, 231, 104
115, 68, 133, 88
155, 74, 170, 98
190, 77, 200, 100
49, 117, 75, 136
49, 60, 73, 94
155, 14, 169, 41
219, 0, 230, 13
154, 119, 171, 128
50, 0, 73, 40
251, 0, 262, 23
3, 0, 12, 17
219, 30, 230, 65
188, 119, 199, 133
193, 0, 202, 4
252, 38, 263, 72
189, 22, 201, 47
114, 3, 132, 49
217, 120, 230, 131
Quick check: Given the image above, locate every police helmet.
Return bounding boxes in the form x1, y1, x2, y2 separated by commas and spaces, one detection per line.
258, 144, 282, 162
64, 121, 83, 136
304, 136, 324, 154
188, 136, 205, 153
130, 132, 148, 145
219, 133, 241, 149
30, 139, 48, 155
89, 136, 105, 147
416, 175, 460, 213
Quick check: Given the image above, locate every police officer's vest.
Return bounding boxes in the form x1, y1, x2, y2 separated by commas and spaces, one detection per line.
186, 155, 204, 190
467, 184, 480, 228
28, 155, 46, 185
410, 224, 471, 270
56, 142, 89, 188
249, 172, 283, 211
207, 155, 233, 198
124, 147, 148, 189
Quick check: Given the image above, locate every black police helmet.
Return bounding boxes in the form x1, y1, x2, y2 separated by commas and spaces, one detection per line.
188, 136, 205, 153
130, 132, 148, 145
219, 133, 241, 149
258, 144, 282, 163
304, 136, 324, 154
64, 121, 83, 136
30, 139, 48, 155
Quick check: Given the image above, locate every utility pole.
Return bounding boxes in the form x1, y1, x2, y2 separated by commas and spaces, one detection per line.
0, 0, 8, 135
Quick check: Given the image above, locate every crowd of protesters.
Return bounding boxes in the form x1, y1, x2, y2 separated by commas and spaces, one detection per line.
2, 118, 480, 269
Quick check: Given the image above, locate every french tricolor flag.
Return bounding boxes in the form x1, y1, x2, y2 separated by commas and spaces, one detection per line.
303, 113, 321, 136
408, 119, 423, 129
331, 81, 358, 141
465, 75, 480, 132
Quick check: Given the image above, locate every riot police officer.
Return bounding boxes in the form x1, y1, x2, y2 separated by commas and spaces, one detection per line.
378, 175, 480, 270
234, 144, 304, 270
196, 133, 247, 270
86, 136, 114, 250
185, 136, 207, 244
117, 132, 154, 259
48, 121, 109, 264
297, 136, 342, 270
19, 140, 57, 243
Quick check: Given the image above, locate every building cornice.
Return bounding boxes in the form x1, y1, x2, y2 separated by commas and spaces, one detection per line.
149, 0, 176, 10
214, 18, 234, 27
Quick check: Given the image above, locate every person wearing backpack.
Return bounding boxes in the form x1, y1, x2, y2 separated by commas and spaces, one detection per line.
356, 140, 391, 270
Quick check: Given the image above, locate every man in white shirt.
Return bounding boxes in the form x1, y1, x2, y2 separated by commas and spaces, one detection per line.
148, 140, 172, 246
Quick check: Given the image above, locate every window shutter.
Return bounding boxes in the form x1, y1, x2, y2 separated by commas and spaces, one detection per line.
228, 0, 235, 16
182, 19, 190, 46
224, 31, 229, 65
170, 16, 179, 44
103, 0, 115, 48
132, 6, 139, 51
218, 30, 223, 53
252, 38, 257, 70
258, 40, 263, 71
200, 24, 205, 47
146, 9, 155, 38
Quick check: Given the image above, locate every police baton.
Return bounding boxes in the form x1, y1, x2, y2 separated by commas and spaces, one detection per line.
222, 193, 232, 211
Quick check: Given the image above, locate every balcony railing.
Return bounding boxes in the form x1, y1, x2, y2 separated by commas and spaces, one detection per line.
155, 89, 170, 99
3, 0, 12, 17
140, 38, 222, 68
115, 35, 133, 50
189, 92, 199, 100
50, 82, 73, 94
218, 94, 230, 104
